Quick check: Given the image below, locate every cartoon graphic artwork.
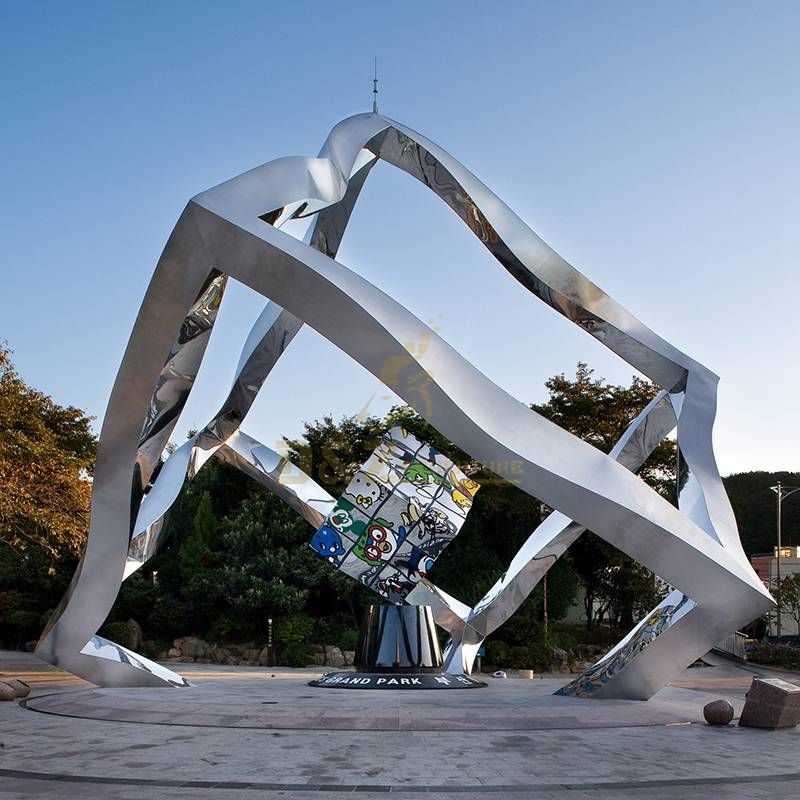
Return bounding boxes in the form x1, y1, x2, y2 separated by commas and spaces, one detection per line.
377, 570, 417, 602
309, 526, 346, 565
308, 426, 480, 601
402, 498, 457, 555
555, 592, 693, 697
344, 471, 382, 510
352, 519, 407, 566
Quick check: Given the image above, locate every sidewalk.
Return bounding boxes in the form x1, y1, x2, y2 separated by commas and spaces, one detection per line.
1, 651, 799, 799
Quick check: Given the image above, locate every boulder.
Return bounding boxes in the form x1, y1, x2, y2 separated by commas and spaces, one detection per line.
0, 682, 17, 701
739, 677, 800, 729
342, 650, 356, 667
311, 645, 326, 666
126, 619, 143, 650
551, 647, 568, 662
703, 699, 734, 726
258, 646, 272, 667
181, 637, 211, 660
211, 646, 232, 664
324, 646, 345, 667
7, 679, 30, 698
167, 648, 181, 659
243, 648, 260, 662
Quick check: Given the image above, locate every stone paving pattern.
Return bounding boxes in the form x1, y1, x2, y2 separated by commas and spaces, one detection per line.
2, 651, 800, 799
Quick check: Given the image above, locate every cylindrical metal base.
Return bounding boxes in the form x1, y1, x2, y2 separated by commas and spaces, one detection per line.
355, 604, 442, 673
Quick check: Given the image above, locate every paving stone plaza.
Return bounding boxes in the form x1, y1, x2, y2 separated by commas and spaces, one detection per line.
2, 650, 800, 799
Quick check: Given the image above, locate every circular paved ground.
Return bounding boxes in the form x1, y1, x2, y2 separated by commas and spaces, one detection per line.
25, 673, 721, 730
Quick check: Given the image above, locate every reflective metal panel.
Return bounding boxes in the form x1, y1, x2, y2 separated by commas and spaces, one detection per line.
355, 604, 443, 673
37, 112, 772, 699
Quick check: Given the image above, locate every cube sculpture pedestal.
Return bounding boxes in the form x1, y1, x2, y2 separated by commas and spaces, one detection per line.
309, 605, 486, 689
739, 677, 800, 729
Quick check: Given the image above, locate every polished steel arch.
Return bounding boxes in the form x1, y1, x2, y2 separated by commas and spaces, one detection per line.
35, 112, 773, 698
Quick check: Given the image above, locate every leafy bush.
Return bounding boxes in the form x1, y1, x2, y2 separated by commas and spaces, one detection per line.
208, 612, 248, 641
550, 629, 577, 653
113, 574, 159, 623
485, 640, 552, 670
748, 641, 800, 670
99, 620, 136, 649
274, 613, 314, 646
281, 641, 312, 667
146, 595, 192, 637
335, 628, 359, 651
5, 609, 41, 642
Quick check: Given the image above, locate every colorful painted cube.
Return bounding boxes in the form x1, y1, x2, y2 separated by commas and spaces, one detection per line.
309, 426, 480, 601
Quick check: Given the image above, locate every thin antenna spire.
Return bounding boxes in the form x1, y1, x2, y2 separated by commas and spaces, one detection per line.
372, 57, 379, 114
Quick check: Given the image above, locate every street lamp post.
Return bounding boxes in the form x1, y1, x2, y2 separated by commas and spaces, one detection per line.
769, 482, 800, 637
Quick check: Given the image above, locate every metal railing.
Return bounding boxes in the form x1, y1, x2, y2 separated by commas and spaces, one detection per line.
712, 631, 747, 661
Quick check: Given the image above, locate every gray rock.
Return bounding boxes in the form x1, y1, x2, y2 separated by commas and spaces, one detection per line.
0, 682, 16, 701
211, 646, 231, 664
167, 648, 181, 659
739, 677, 800, 729
7, 679, 30, 698
126, 619, 143, 650
324, 645, 345, 667
551, 647, 568, 662
181, 637, 211, 660
703, 699, 734, 725
258, 646, 272, 667
342, 650, 356, 667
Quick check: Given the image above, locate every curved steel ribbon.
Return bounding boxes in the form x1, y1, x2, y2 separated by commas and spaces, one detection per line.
36, 112, 772, 699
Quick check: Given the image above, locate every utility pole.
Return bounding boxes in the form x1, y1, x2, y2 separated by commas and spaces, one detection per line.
543, 573, 549, 639
372, 57, 379, 114
769, 482, 800, 637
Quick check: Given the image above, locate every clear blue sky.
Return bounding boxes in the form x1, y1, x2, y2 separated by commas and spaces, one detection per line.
1, 1, 797, 475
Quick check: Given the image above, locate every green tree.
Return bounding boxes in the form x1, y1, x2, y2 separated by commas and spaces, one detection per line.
723, 471, 800, 558
533, 363, 672, 629
775, 574, 800, 634
178, 490, 218, 578
284, 415, 387, 497
0, 344, 96, 647
0, 344, 95, 565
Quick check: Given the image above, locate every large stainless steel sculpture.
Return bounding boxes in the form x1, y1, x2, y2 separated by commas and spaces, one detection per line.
36, 111, 774, 698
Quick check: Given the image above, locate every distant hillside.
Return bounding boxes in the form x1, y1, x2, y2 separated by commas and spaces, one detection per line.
723, 471, 800, 557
